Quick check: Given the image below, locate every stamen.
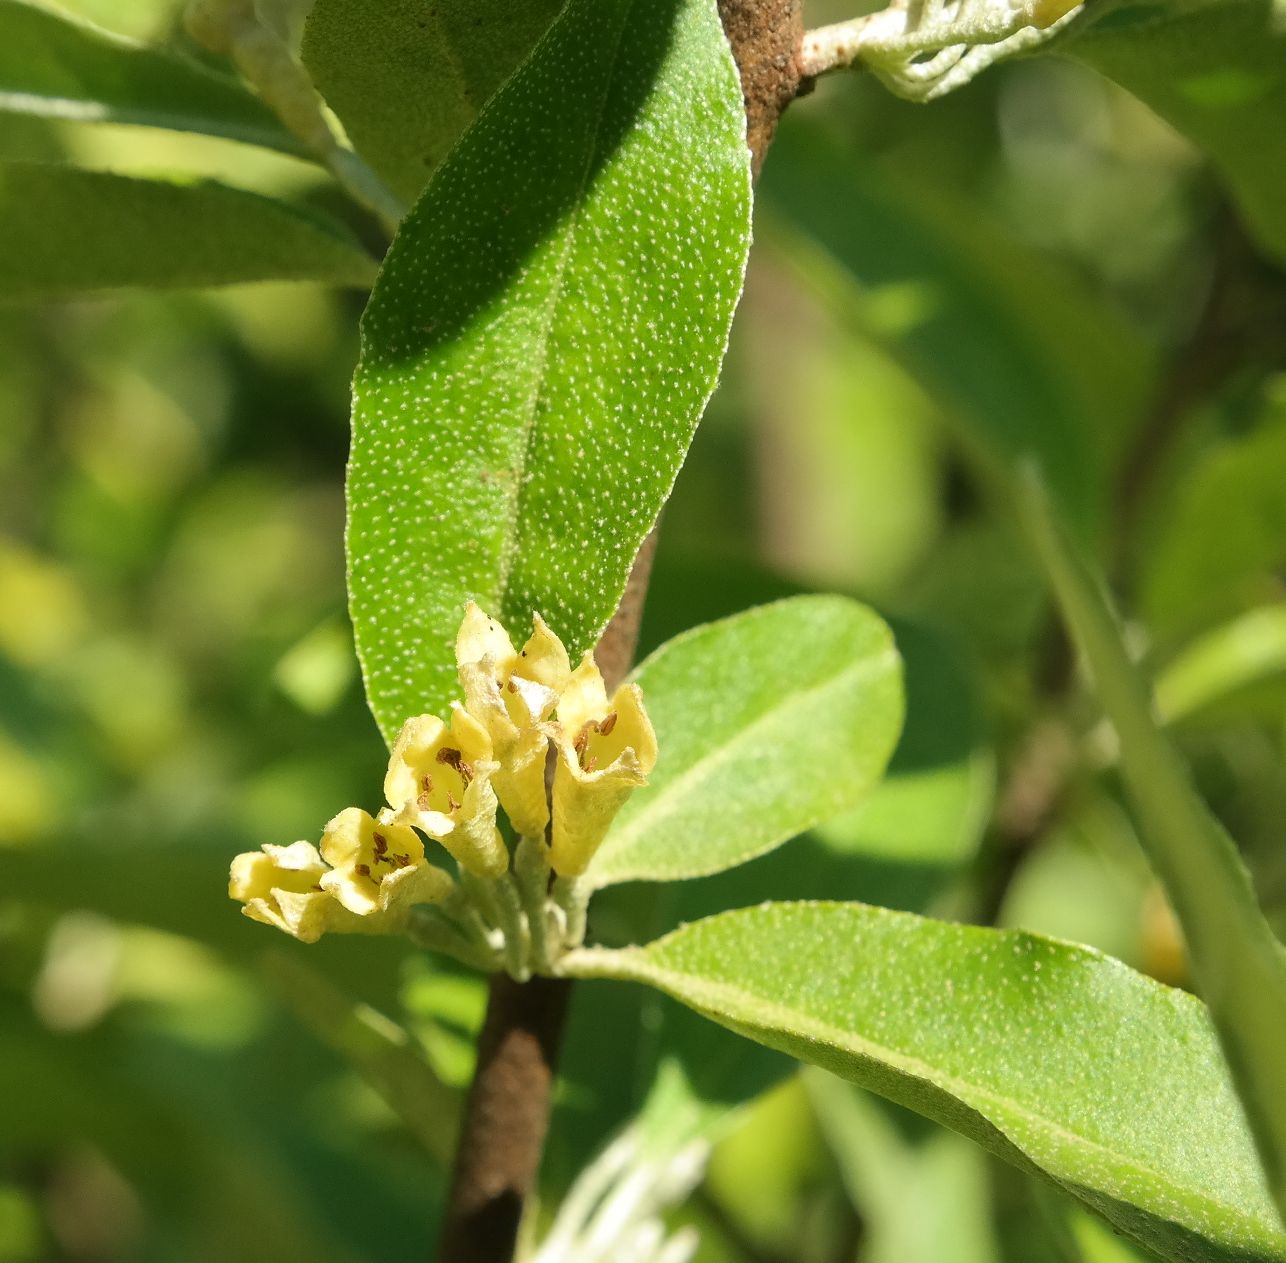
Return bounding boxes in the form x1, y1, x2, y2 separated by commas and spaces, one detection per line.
436, 746, 475, 785
574, 712, 617, 769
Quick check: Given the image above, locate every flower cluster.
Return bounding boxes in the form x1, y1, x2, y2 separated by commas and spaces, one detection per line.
229, 604, 657, 971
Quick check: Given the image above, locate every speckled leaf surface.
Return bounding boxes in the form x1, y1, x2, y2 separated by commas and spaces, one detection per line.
1067, 0, 1286, 264
0, 0, 298, 152
347, 0, 751, 742
301, 0, 563, 204
584, 597, 904, 889
0, 162, 377, 299
566, 903, 1286, 1263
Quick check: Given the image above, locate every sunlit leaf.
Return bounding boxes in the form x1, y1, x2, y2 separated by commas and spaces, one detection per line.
1156, 605, 1286, 725
566, 902, 1286, 1263
347, 0, 751, 740
0, 161, 377, 298
585, 596, 904, 889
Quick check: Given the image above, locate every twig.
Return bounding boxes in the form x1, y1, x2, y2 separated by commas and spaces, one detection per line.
436, 972, 573, 1263
796, 0, 1080, 99
185, 0, 405, 233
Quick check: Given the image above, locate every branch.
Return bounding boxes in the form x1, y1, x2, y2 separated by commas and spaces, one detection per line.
434, 6, 804, 1260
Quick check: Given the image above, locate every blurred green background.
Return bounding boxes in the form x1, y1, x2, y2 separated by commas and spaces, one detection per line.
2, 1, 1286, 1259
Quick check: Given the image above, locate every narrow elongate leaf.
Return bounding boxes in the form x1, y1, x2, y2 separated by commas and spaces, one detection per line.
0, 162, 377, 298
565, 903, 1286, 1263
585, 596, 904, 889
302, 0, 563, 203
347, 0, 752, 741
0, 0, 298, 152
1018, 472, 1286, 1223
1069, 0, 1286, 265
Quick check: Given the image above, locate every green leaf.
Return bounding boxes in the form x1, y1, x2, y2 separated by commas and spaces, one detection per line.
301, 0, 562, 205
607, 618, 988, 925
1068, 0, 1286, 265
1155, 605, 1286, 726
0, 0, 298, 152
347, 0, 751, 741
1142, 404, 1286, 634
584, 596, 904, 890
565, 902, 1286, 1263
1017, 470, 1286, 1224
759, 117, 1153, 538
0, 161, 377, 298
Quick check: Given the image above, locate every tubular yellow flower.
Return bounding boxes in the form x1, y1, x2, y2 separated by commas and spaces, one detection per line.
384, 705, 507, 876
319, 806, 452, 917
229, 840, 343, 943
456, 602, 571, 838
549, 654, 658, 877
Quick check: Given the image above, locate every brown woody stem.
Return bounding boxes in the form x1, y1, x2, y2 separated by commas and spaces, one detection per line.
434, 5, 802, 1259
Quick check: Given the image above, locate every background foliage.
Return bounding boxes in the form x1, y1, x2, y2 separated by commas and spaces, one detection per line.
2, 0, 1286, 1259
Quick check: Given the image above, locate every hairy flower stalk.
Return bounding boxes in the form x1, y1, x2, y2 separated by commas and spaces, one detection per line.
228, 605, 656, 979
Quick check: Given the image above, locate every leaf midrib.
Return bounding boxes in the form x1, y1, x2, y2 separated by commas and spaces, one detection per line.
587, 645, 900, 886
493, 0, 635, 609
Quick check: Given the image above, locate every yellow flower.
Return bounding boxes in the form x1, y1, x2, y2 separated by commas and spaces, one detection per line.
456, 602, 571, 838
548, 654, 657, 877
319, 806, 452, 917
384, 705, 508, 876
229, 840, 342, 943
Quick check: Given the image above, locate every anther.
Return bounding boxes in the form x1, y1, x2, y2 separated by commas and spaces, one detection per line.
436, 746, 475, 785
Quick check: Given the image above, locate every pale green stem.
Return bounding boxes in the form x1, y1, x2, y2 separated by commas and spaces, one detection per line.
496, 872, 533, 981
552, 875, 589, 951
440, 885, 500, 958
407, 904, 498, 973
324, 147, 406, 237
1016, 466, 1286, 1218
514, 834, 555, 973
461, 869, 530, 981
185, 0, 405, 234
